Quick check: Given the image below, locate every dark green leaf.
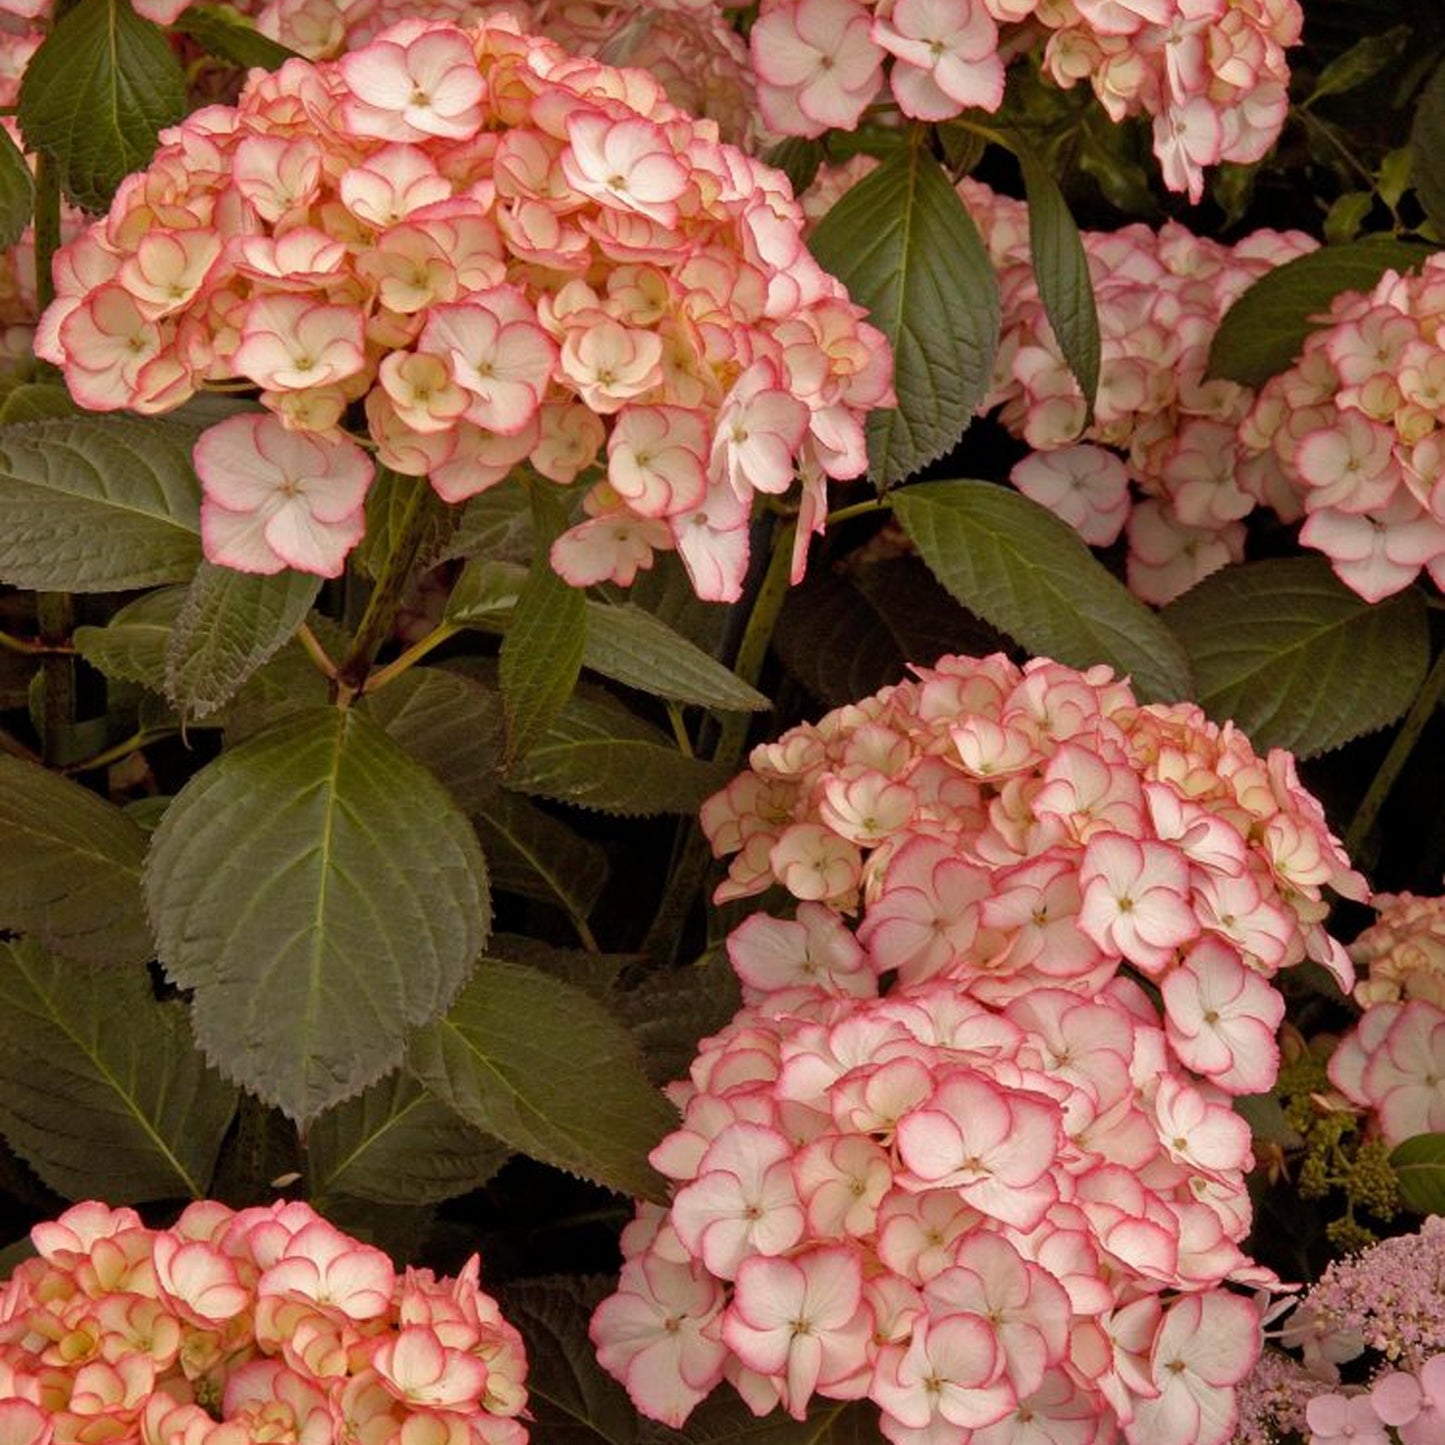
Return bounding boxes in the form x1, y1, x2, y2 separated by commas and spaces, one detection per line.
1391, 1132, 1445, 1214
583, 604, 767, 710
508, 688, 730, 815
641, 1396, 881, 1443
165, 563, 321, 719
613, 949, 742, 1088
1013, 139, 1099, 419
499, 1276, 639, 1445
1208, 240, 1436, 387
1233, 1092, 1302, 1149
18, 0, 186, 211
305, 1073, 509, 1206
893, 480, 1193, 703
1163, 557, 1429, 756
765, 137, 824, 195
0, 755, 152, 966
145, 707, 491, 1123
72, 587, 185, 692
362, 665, 503, 814
170, 3, 299, 71
809, 146, 999, 486
1411, 56, 1445, 235
0, 126, 34, 250
408, 959, 674, 1200
447, 558, 527, 624
440, 479, 534, 565
774, 573, 910, 707
0, 416, 202, 591
0, 938, 237, 1201
500, 490, 587, 765
474, 790, 608, 920
0, 384, 77, 424
354, 467, 460, 582
1306, 26, 1409, 105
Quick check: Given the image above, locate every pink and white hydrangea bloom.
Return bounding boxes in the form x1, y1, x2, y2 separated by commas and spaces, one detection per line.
594, 651, 1365, 1439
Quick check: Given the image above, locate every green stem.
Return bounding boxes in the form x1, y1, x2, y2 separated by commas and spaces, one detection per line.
361, 620, 461, 695
32, 153, 61, 318
824, 496, 892, 529
336, 486, 434, 702
35, 593, 74, 766
1344, 644, 1445, 863
0, 627, 72, 655
61, 729, 173, 776
642, 524, 797, 961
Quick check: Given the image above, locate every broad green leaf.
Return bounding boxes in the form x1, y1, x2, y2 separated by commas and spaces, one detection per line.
73, 587, 185, 692
499, 1276, 639, 1445
613, 949, 742, 1088
0, 126, 34, 250
641, 1396, 880, 1443
440, 479, 534, 565
1306, 25, 1409, 106
170, 2, 298, 70
0, 384, 77, 424
1014, 139, 1099, 419
774, 572, 912, 706
218, 616, 350, 743
408, 959, 673, 1200
354, 467, 460, 582
1412, 56, 1445, 236
764, 136, 824, 195
451, 568, 766, 711
508, 688, 730, 815
17, 0, 186, 211
362, 666, 503, 814
0, 938, 237, 1201
473, 790, 607, 920
500, 490, 587, 765
1391, 1132, 1445, 1214
0, 755, 152, 966
0, 416, 202, 591
809, 146, 999, 486
1233, 1092, 1302, 1149
892, 480, 1193, 703
165, 564, 321, 719
1208, 240, 1436, 388
493, 936, 628, 1000
305, 1073, 509, 1206
582, 604, 769, 711
145, 707, 491, 1123
1163, 557, 1428, 757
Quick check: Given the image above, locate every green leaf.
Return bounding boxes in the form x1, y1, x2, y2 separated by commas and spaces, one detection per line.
892, 480, 1193, 703
0, 938, 237, 1202
582, 604, 769, 711
354, 467, 460, 582
500, 490, 587, 766
440, 479, 534, 565
0, 384, 77, 425
1208, 239, 1436, 388
765, 137, 824, 195
808, 146, 999, 486
0, 416, 202, 591
409, 959, 674, 1200
165, 564, 321, 720
1163, 557, 1429, 757
1233, 1092, 1302, 1149
0, 126, 34, 250
1412, 56, 1445, 235
1390, 1132, 1445, 1214
305, 1073, 509, 1206
145, 707, 491, 1123
447, 558, 526, 625
1306, 25, 1410, 105
17, 0, 186, 212
641, 1397, 880, 1443
508, 688, 730, 815
613, 948, 742, 1088
498, 1276, 639, 1445
170, 2, 299, 70
1013, 139, 1099, 419
0, 755, 152, 966
362, 666, 503, 814
473, 790, 607, 920
73, 587, 185, 692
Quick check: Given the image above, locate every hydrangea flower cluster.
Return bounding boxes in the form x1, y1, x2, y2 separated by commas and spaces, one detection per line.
751, 0, 1301, 199
36, 17, 892, 597
1328, 890, 1445, 1149
0, 1198, 529, 1445
1233, 1216, 1445, 1445
590, 652, 1366, 1443
237, 0, 761, 149
958, 177, 1317, 603
1241, 255, 1445, 603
